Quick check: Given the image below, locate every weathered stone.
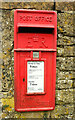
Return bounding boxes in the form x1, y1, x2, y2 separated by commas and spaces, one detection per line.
2, 10, 11, 28
57, 57, 75, 70
11, 112, 21, 118
57, 34, 75, 45
0, 114, 2, 120
1, 10, 14, 92
57, 71, 75, 80
63, 115, 73, 119
1, 97, 14, 112
57, 46, 75, 57
2, 80, 14, 92
1, 2, 54, 10
57, 12, 74, 36
73, 113, 75, 119
23, 2, 54, 10
56, 2, 73, 11
56, 80, 73, 89
3, 92, 8, 98
18, 111, 50, 119
2, 110, 49, 119
51, 104, 74, 118
0, 1, 2, 8
2, 111, 21, 119
0, 81, 2, 92
2, 67, 13, 87
74, 80, 75, 88
2, 113, 7, 118
56, 89, 74, 104
73, 88, 75, 100
1, 2, 23, 9
0, 92, 3, 99
2, 90, 14, 99
20, 112, 44, 118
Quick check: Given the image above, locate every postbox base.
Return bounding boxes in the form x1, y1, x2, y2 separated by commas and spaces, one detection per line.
15, 106, 55, 112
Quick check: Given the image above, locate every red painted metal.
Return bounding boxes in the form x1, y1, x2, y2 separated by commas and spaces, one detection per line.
14, 48, 56, 52
14, 9, 57, 112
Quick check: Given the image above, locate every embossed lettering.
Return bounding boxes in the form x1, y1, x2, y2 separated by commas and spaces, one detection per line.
42, 38, 48, 48
35, 16, 52, 22
19, 15, 32, 21
49, 16, 52, 22
26, 37, 33, 48
19, 15, 52, 22
33, 35, 39, 42
41, 17, 44, 21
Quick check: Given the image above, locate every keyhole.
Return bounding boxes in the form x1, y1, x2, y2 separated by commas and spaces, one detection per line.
23, 78, 25, 82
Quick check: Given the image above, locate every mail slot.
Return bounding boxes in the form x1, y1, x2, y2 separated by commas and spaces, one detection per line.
14, 9, 57, 111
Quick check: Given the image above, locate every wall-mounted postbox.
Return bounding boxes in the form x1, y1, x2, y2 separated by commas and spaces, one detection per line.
14, 9, 57, 111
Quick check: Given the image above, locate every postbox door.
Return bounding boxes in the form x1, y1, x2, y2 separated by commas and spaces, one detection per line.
14, 51, 56, 111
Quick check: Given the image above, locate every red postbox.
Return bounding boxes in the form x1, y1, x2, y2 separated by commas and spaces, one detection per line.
14, 9, 57, 111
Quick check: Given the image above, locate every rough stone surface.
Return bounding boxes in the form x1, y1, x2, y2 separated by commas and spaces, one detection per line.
56, 89, 74, 104
57, 71, 75, 80
56, 80, 73, 89
56, 2, 73, 11
1, 2, 54, 10
51, 105, 74, 118
0, 83, 1, 91
57, 12, 74, 36
57, 46, 75, 56
1, 98, 14, 112
57, 34, 75, 45
57, 57, 75, 70
1, 10, 14, 92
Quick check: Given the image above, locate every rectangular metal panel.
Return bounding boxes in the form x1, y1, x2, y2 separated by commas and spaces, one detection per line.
14, 9, 57, 112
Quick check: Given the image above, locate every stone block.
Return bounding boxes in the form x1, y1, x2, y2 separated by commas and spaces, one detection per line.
2, 79, 13, 92
57, 46, 75, 57
56, 2, 73, 11
57, 70, 75, 80
1, 97, 14, 112
63, 115, 73, 119
2, 10, 11, 29
2, 92, 8, 98
22, 2, 54, 10
1, 2, 23, 9
2, 109, 50, 119
0, 81, 2, 92
57, 12, 74, 36
57, 57, 75, 70
1, 10, 14, 92
0, 113, 2, 120
2, 88, 14, 99
51, 104, 74, 118
2, 113, 7, 119
0, 92, 3, 99
56, 89, 74, 104
57, 34, 75, 45
74, 80, 75, 88
2, 80, 8, 92
56, 80, 73, 89
2, 66, 13, 90
1, 2, 54, 10
20, 112, 44, 118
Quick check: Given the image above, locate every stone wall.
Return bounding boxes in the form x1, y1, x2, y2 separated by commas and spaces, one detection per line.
0, 1, 75, 119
